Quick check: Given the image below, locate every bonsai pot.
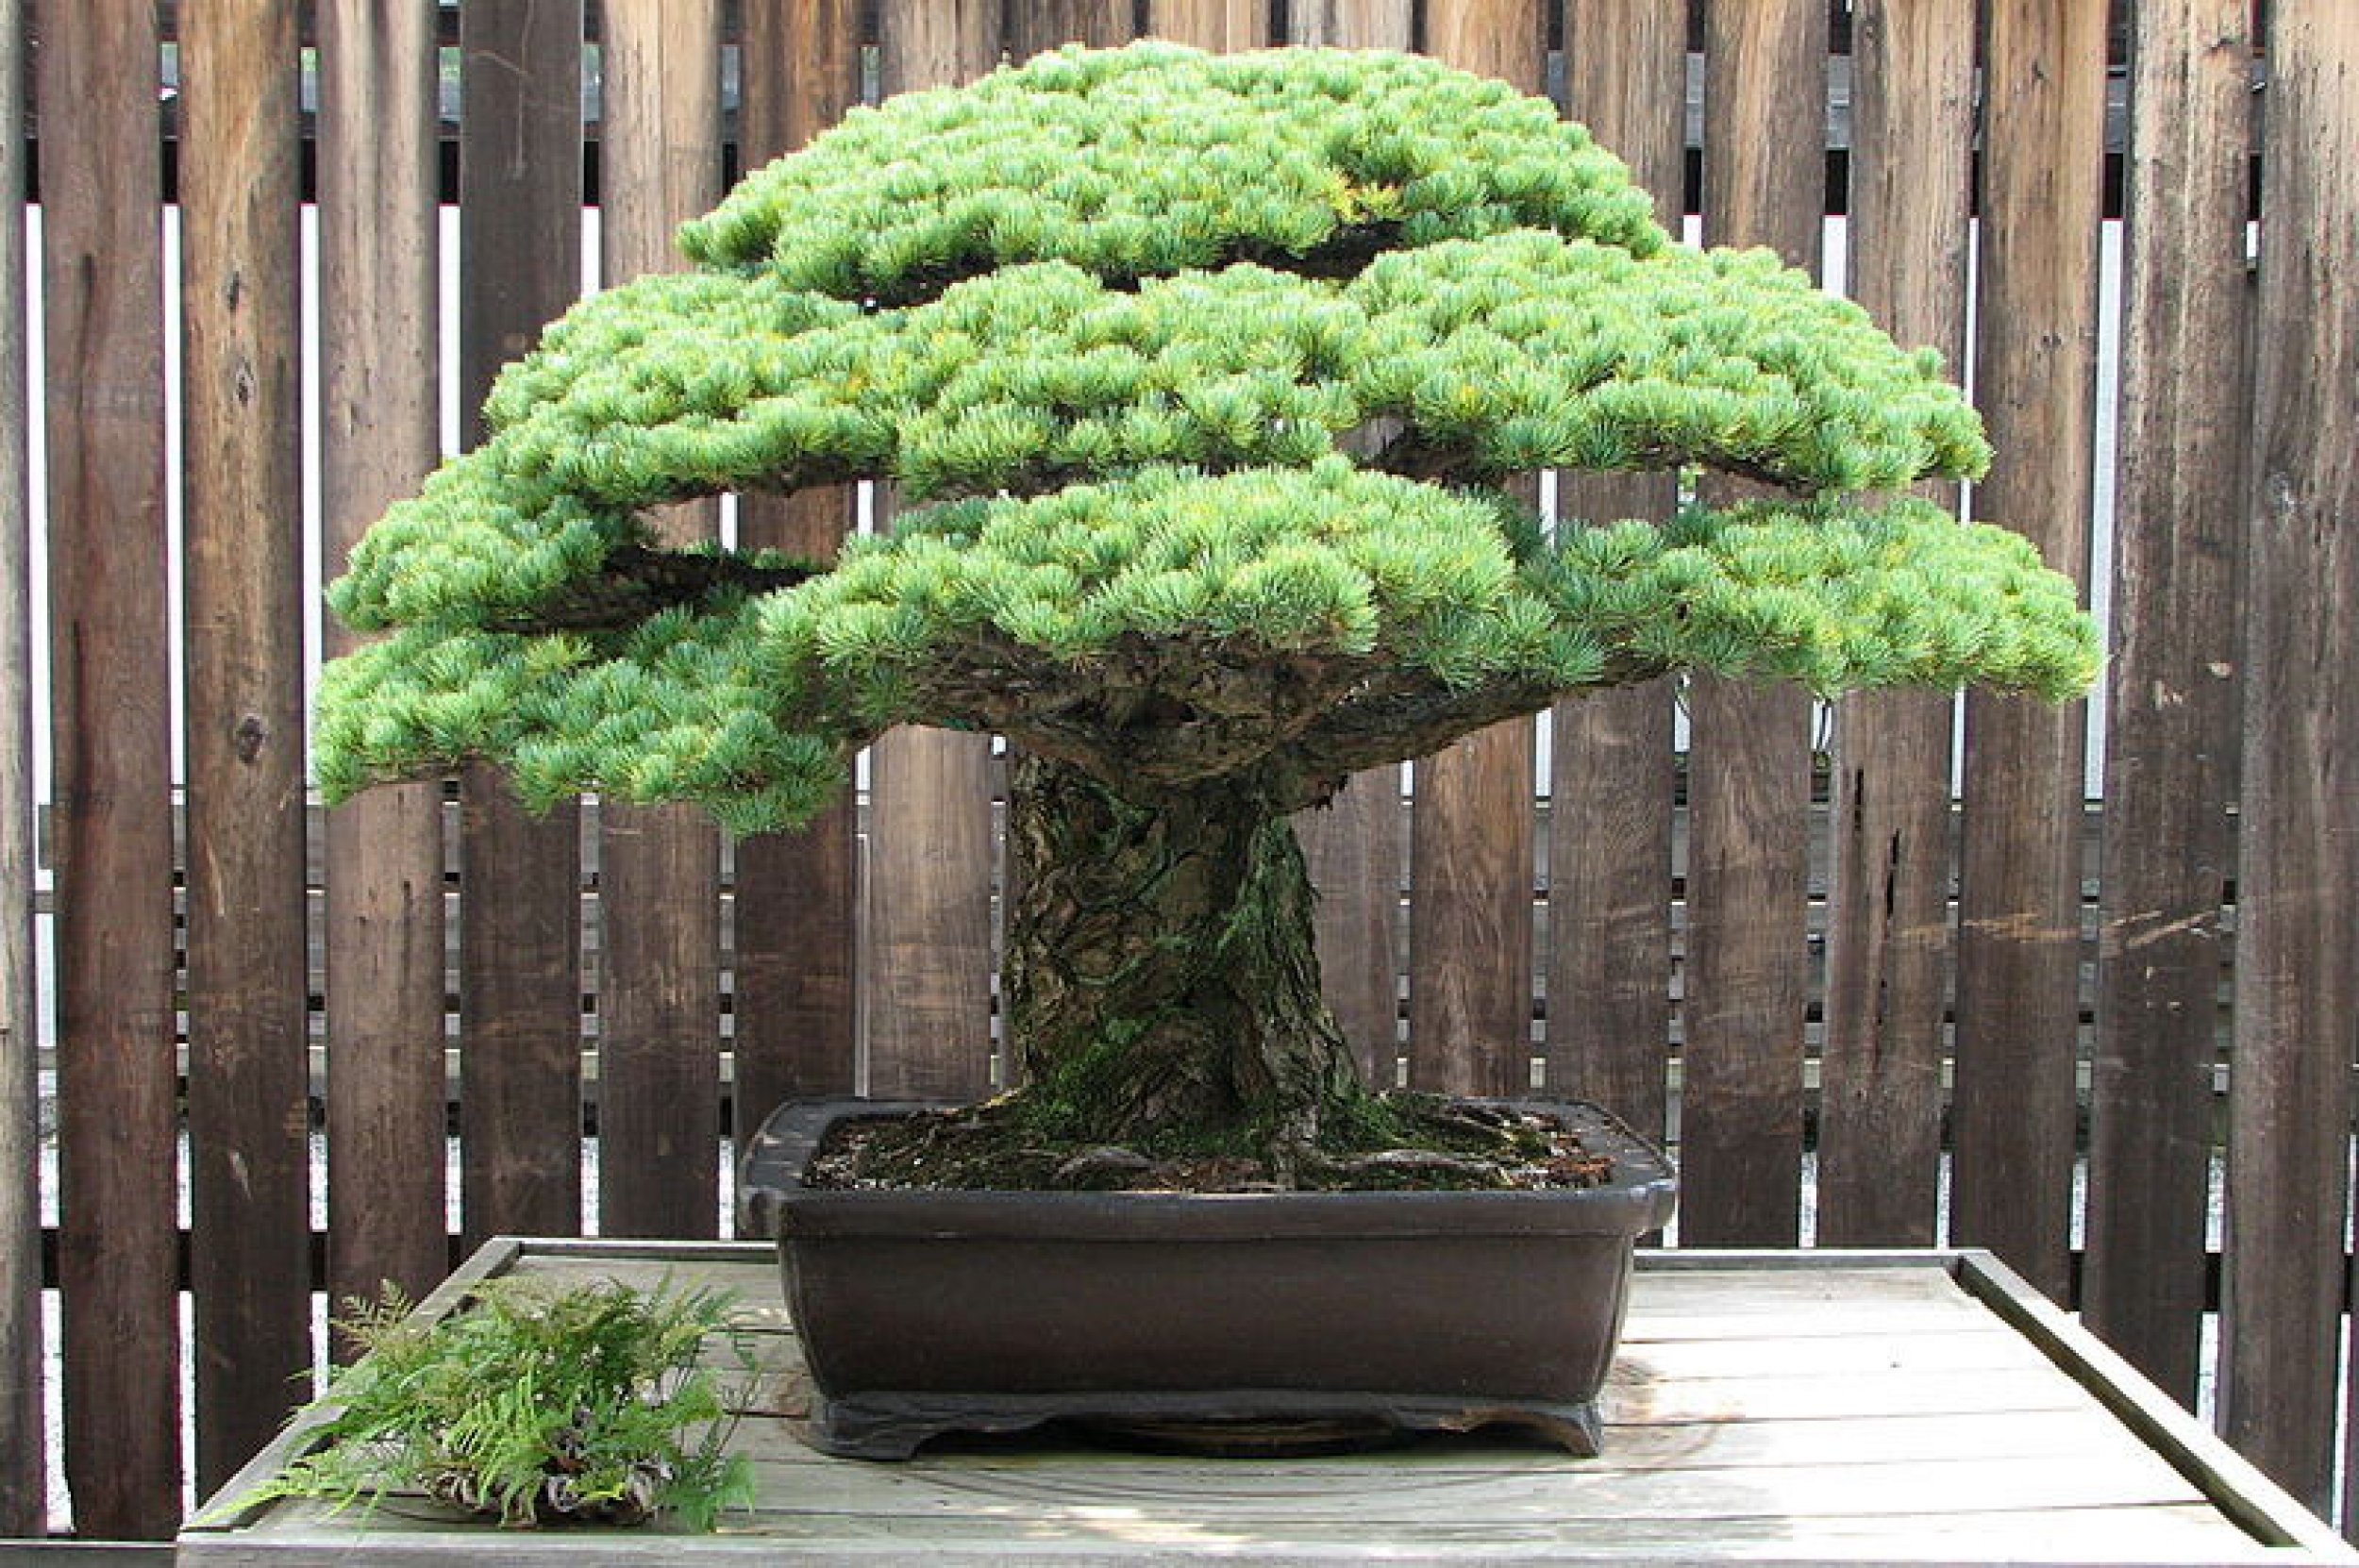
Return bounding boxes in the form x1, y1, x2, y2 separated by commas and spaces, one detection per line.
739, 1096, 1677, 1460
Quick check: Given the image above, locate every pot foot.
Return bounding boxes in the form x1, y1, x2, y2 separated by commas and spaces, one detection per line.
803, 1390, 1604, 1461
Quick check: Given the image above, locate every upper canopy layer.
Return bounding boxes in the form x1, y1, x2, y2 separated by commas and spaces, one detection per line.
678, 42, 1669, 298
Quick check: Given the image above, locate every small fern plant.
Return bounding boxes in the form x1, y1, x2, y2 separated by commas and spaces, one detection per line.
241, 1276, 757, 1530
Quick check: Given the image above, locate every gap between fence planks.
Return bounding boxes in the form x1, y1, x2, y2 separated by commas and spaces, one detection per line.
1813, 0, 1973, 1249
40, 0, 182, 1537
1404, 0, 1543, 1103
1950, 0, 2107, 1306
178, 0, 314, 1493
1549, 0, 1683, 1143
729, 0, 864, 1171
2082, 0, 2254, 1410
862, 0, 1004, 1103
0, 0, 36, 1535
2221, 2, 2359, 1520
456, 0, 587, 1251
1678, 0, 1825, 1247
319, 0, 451, 1344
595, 0, 726, 1242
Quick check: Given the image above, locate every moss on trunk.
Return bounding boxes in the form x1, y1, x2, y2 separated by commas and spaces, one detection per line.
999, 753, 1374, 1169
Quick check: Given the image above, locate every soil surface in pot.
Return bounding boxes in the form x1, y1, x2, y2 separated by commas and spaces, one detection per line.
805, 1093, 1615, 1193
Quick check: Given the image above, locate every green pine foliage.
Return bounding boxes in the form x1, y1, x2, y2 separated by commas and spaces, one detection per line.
676, 42, 1668, 294
234, 1279, 756, 1531
314, 42, 2100, 833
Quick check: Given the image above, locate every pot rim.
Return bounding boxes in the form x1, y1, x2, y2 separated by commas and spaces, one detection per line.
739, 1094, 1679, 1243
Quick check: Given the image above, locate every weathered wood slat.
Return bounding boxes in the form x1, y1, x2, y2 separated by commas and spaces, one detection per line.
2220, 0, 2359, 1520
863, 0, 1003, 1103
207, 1505, 2294, 1565
178, 0, 315, 1493
2081, 0, 2254, 1411
0, 0, 37, 1536
1404, 1, 1543, 1101
723, 1449, 2207, 1524
456, 0, 586, 1249
1282, 0, 1412, 48
1548, 0, 1684, 1141
319, 0, 451, 1333
728, 0, 863, 1186
1003, 0, 1135, 59
739, 1405, 2146, 1477
1814, 0, 1973, 1249
1950, 0, 2107, 1305
594, 0, 725, 1242
1281, 2, 1413, 1093
1296, 770, 1402, 1089
1421, 0, 1545, 87
1679, 1, 1826, 1246
38, 0, 183, 1539
1143, 0, 1268, 49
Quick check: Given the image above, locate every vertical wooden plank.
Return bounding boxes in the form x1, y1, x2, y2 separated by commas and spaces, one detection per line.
320, 0, 449, 1338
0, 0, 39, 1535
1282, 0, 1411, 1092
458, 0, 586, 1248
1815, 0, 1973, 1248
37, 0, 181, 1537
1679, 0, 1825, 1247
2082, 0, 2253, 1408
1146, 0, 1268, 48
1285, 0, 1413, 48
1950, 0, 2105, 1304
1403, 0, 1542, 1103
1422, 0, 1544, 86
1297, 776, 1401, 1089
731, 0, 863, 1153
879, 0, 1000, 99
1548, 0, 1683, 1143
595, 2, 724, 1240
179, 0, 313, 1490
1004, 1, 1136, 60
865, 0, 1003, 1103
2221, 0, 2359, 1516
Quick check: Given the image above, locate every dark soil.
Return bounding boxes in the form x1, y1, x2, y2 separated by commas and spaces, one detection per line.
805, 1094, 1614, 1194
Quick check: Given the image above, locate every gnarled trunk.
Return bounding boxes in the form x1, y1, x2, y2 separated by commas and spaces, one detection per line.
1001, 753, 1370, 1160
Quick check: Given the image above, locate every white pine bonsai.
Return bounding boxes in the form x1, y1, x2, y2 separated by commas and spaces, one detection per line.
318, 44, 2097, 1183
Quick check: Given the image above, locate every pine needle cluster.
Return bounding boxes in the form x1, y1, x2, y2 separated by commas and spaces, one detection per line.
314, 42, 2099, 831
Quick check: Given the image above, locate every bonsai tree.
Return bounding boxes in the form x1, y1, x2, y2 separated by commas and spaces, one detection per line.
317, 43, 2096, 1185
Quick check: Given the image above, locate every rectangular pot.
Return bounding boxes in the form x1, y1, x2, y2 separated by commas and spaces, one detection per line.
739, 1096, 1678, 1460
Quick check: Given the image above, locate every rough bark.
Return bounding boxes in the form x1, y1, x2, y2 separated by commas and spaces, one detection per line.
1000, 753, 1365, 1163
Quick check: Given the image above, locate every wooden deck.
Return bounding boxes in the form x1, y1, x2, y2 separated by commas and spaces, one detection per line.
180, 1242, 2354, 1565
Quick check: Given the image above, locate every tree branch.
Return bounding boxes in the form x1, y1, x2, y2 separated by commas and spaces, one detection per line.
480, 545, 821, 634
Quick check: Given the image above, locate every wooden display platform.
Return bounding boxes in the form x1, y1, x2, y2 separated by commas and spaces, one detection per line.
179, 1240, 2354, 1565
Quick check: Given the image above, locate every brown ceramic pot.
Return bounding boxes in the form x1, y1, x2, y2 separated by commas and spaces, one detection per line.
739, 1096, 1677, 1460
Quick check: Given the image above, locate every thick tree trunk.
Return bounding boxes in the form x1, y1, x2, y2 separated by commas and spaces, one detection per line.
1001, 753, 1369, 1162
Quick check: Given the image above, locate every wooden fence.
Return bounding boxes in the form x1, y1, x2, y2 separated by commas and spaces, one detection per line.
1, 0, 2354, 1545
